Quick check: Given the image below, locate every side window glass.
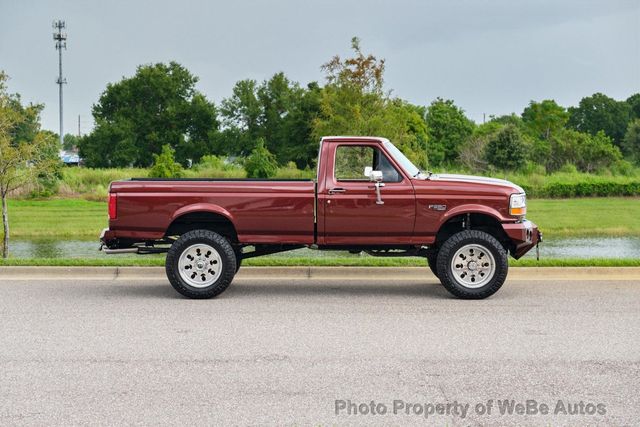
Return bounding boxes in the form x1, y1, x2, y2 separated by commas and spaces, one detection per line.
335, 146, 374, 181
334, 145, 403, 182
375, 151, 402, 182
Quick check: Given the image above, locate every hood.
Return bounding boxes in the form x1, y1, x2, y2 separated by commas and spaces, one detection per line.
426, 173, 525, 193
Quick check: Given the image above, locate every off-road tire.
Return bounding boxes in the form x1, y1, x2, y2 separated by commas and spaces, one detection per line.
166, 229, 237, 299
436, 230, 508, 299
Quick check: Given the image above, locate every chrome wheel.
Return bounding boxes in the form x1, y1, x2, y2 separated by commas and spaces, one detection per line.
450, 243, 496, 289
178, 243, 222, 288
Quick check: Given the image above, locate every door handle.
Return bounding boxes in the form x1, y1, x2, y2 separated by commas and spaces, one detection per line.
329, 187, 347, 194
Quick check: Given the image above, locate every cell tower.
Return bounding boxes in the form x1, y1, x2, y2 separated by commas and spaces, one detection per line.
53, 20, 67, 146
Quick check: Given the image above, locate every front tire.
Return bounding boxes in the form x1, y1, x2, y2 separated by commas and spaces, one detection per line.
166, 229, 237, 299
436, 230, 508, 299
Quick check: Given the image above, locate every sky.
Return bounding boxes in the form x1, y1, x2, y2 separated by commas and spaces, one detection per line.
1, 0, 639, 135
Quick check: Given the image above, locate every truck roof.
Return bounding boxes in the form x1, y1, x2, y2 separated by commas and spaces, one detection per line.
320, 136, 390, 144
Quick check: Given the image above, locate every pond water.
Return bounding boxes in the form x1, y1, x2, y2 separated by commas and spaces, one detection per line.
6, 237, 640, 260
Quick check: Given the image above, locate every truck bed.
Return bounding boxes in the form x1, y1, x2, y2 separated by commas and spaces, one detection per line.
109, 179, 316, 245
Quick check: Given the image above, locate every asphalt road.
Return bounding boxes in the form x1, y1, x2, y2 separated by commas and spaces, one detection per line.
1, 271, 639, 425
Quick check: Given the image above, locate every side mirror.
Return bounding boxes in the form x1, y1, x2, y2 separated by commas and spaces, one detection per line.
369, 170, 383, 182
363, 166, 373, 178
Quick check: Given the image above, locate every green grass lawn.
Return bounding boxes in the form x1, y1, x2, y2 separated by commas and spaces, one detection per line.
3, 199, 107, 238
527, 197, 640, 237
2, 197, 639, 239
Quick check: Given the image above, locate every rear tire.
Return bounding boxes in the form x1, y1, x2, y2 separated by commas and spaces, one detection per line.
436, 230, 508, 299
166, 229, 237, 299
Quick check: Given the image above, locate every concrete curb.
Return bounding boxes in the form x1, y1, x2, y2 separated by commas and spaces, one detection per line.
1, 266, 639, 281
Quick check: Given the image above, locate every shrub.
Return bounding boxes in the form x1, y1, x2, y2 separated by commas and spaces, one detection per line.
190, 155, 246, 178
274, 162, 315, 179
196, 154, 227, 170
521, 161, 547, 175
558, 163, 578, 174
148, 145, 184, 178
539, 181, 640, 198
244, 139, 278, 178
610, 160, 635, 176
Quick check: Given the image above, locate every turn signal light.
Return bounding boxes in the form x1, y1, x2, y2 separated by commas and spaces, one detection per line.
509, 206, 526, 216
108, 193, 117, 220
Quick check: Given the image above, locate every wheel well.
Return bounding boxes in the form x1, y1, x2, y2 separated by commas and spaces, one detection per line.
435, 213, 511, 251
166, 212, 238, 243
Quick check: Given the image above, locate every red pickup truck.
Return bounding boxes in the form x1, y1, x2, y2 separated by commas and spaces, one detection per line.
101, 136, 540, 299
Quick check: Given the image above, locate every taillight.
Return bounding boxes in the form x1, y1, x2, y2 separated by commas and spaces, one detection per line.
108, 193, 117, 220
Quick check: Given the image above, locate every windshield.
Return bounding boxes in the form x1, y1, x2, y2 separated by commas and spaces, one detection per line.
383, 141, 421, 177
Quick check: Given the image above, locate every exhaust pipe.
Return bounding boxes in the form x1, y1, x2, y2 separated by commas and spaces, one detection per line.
101, 247, 139, 254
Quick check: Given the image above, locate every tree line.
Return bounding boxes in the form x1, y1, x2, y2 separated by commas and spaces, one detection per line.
75, 38, 640, 177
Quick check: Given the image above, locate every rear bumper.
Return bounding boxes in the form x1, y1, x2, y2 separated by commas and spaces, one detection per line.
502, 220, 541, 259
99, 228, 120, 250
100, 227, 165, 248
100, 228, 116, 242
99, 228, 169, 255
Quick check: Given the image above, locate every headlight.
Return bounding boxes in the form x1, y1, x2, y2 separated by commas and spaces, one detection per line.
509, 193, 526, 216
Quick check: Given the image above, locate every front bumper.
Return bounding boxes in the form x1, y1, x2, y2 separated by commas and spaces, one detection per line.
502, 220, 541, 259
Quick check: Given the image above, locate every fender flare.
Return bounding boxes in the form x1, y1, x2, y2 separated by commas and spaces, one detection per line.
170, 203, 235, 224
438, 204, 507, 228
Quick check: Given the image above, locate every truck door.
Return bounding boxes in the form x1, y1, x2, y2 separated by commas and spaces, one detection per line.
321, 143, 416, 244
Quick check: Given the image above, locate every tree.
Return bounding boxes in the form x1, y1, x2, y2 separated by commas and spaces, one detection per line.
63, 133, 79, 151
279, 82, 322, 169
321, 36, 385, 94
542, 129, 621, 173
425, 98, 475, 166
567, 93, 631, 146
244, 138, 278, 178
521, 99, 569, 140
148, 144, 184, 178
490, 113, 525, 128
574, 131, 621, 173
627, 93, 640, 119
458, 121, 503, 172
217, 74, 322, 168
258, 72, 297, 156
258, 73, 322, 167
312, 37, 428, 168
484, 125, 527, 170
1, 88, 62, 196
217, 79, 262, 157
80, 62, 218, 167
622, 119, 640, 163
0, 72, 59, 258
